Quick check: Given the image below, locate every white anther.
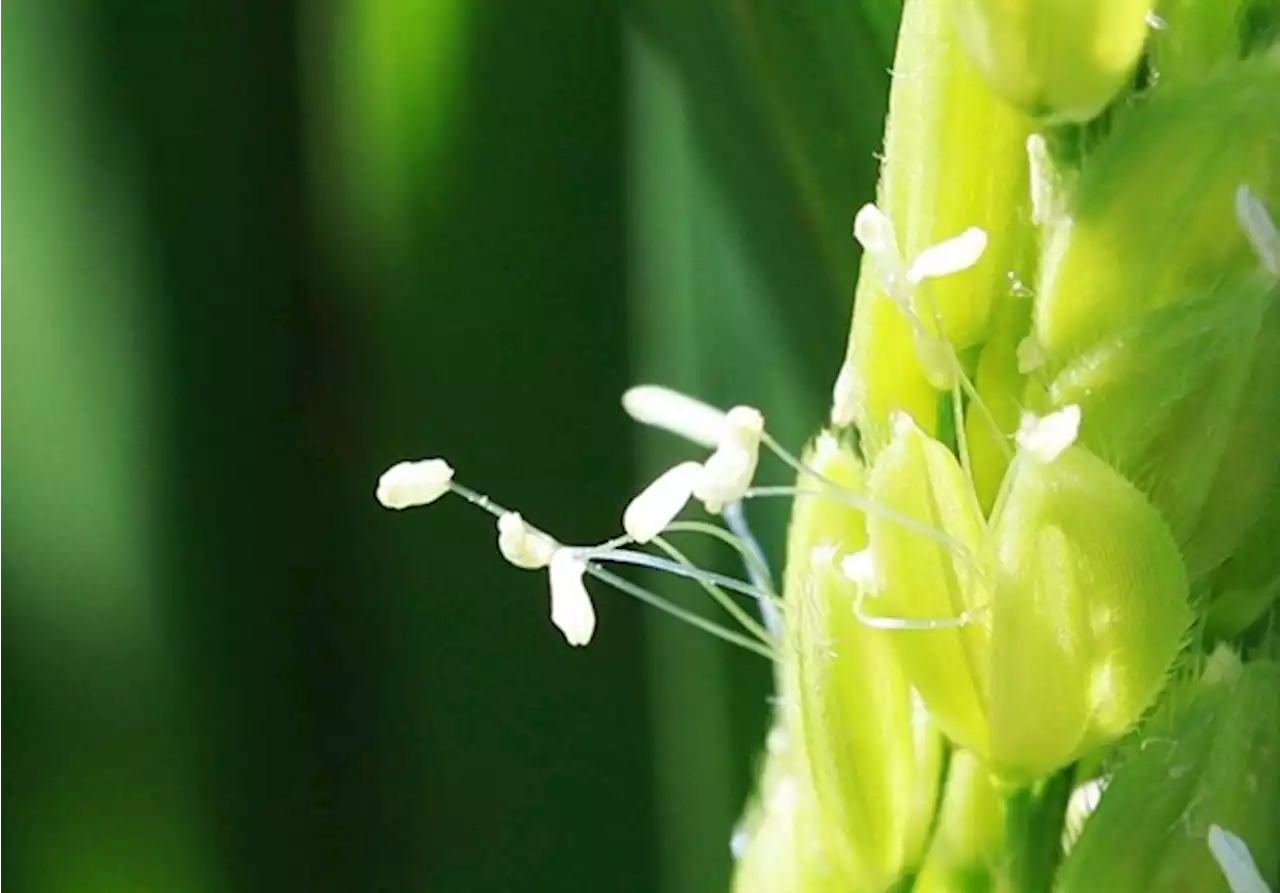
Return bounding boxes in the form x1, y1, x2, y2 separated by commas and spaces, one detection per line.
621, 385, 727, 450
497, 512, 557, 570
831, 360, 858, 427
693, 406, 765, 514
549, 550, 596, 647
376, 458, 455, 510
1027, 134, 1052, 226
1235, 185, 1280, 277
695, 447, 756, 514
623, 461, 703, 544
1016, 405, 1081, 462
1208, 825, 1268, 893
840, 549, 877, 590
906, 227, 988, 285
853, 203, 899, 258
723, 405, 765, 444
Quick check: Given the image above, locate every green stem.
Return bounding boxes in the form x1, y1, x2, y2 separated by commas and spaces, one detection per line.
998, 767, 1075, 893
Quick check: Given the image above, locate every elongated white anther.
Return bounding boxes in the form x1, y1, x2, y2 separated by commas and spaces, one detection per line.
1016, 405, 1082, 463
830, 359, 858, 427
1208, 825, 1268, 893
694, 406, 765, 514
623, 461, 703, 544
906, 227, 988, 284
1027, 134, 1052, 225
376, 458, 455, 510
1236, 185, 1280, 277
1063, 777, 1108, 848
622, 385, 727, 450
549, 550, 596, 646
497, 512, 557, 570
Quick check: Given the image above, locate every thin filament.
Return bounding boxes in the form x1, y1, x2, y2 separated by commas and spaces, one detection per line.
665, 518, 779, 600
745, 451, 977, 564
589, 548, 767, 602
585, 564, 777, 660
651, 536, 775, 646
854, 589, 989, 631
718, 503, 783, 639
448, 480, 777, 655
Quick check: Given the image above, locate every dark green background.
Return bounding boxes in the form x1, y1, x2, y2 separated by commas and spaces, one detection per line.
3, 1, 893, 890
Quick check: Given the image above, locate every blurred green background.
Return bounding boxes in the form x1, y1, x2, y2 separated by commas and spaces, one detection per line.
3, 0, 894, 890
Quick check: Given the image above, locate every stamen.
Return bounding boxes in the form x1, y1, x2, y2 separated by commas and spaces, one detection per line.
376, 458, 455, 509
621, 384, 727, 449
623, 461, 703, 544
839, 549, 876, 590
1027, 134, 1052, 226
720, 503, 784, 639
668, 519, 777, 595
693, 406, 765, 514
651, 535, 775, 646
905, 227, 988, 284
1016, 405, 1082, 462
1063, 777, 1108, 848
1207, 825, 1268, 893
664, 513, 786, 638
584, 564, 777, 659
443, 480, 513, 519
694, 510, 776, 582
375, 460, 777, 656
853, 203, 900, 258
587, 547, 768, 602
853, 208, 990, 396
549, 550, 597, 646
498, 512, 557, 570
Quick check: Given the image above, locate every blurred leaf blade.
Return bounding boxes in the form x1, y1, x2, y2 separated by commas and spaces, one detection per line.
3, 2, 215, 890
629, 0, 897, 405
321, 0, 470, 263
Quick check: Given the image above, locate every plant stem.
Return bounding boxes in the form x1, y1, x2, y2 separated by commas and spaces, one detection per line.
998, 767, 1075, 893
